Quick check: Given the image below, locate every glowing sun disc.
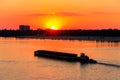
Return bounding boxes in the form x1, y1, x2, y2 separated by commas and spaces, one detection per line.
50, 26, 56, 30
45, 17, 62, 30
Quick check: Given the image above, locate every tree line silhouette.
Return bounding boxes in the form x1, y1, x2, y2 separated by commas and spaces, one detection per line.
0, 29, 120, 37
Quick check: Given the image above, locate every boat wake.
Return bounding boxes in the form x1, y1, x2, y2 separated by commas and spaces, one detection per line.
98, 62, 120, 68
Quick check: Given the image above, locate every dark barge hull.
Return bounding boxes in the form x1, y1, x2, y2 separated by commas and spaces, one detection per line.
34, 50, 78, 61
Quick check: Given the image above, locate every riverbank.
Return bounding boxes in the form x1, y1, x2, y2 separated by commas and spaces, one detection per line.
16, 36, 120, 42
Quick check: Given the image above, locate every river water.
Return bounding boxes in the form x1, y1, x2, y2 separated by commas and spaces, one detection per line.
0, 37, 120, 80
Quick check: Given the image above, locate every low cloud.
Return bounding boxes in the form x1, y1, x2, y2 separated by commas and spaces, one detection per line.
55, 12, 84, 16
25, 12, 85, 17
25, 11, 112, 17
25, 13, 52, 16
94, 11, 107, 15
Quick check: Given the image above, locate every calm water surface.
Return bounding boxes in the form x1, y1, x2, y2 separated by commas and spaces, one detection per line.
0, 37, 120, 80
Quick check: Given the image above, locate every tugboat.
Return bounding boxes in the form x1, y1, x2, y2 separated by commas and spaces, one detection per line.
78, 53, 97, 64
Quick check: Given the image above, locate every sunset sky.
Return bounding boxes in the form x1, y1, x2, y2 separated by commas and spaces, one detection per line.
0, 0, 120, 30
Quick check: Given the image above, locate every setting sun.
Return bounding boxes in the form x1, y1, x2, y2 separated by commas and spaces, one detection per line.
44, 16, 62, 30
50, 26, 56, 30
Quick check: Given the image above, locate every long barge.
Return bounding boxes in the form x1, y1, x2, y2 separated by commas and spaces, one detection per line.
34, 50, 97, 63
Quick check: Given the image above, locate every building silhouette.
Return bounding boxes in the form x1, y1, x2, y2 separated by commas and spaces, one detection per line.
19, 25, 30, 31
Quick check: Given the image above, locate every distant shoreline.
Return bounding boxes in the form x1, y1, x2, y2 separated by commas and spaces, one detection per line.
15, 36, 120, 42
1, 29, 120, 42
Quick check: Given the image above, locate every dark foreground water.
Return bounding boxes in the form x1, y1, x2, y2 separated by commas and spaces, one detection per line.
0, 37, 120, 80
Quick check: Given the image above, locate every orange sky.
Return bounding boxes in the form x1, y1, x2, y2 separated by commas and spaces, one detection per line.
0, 0, 120, 30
